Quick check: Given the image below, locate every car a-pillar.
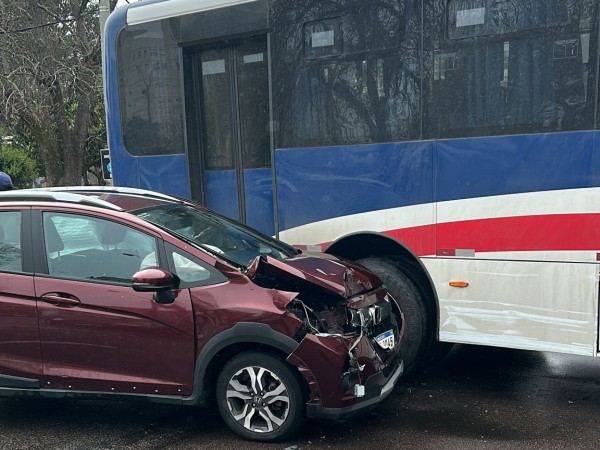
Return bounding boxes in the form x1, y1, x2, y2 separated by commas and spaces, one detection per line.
325, 232, 442, 375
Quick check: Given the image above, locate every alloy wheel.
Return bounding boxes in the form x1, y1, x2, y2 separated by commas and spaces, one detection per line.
225, 365, 291, 433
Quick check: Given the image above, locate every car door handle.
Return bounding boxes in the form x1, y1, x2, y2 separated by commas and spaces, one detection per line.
40, 293, 81, 307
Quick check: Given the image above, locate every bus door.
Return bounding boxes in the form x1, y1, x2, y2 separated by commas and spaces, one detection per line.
191, 36, 275, 236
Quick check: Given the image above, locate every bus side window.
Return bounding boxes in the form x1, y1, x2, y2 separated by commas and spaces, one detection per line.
272, 0, 422, 148
424, 0, 598, 139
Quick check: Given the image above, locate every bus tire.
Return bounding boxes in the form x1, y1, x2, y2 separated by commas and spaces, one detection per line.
359, 257, 435, 375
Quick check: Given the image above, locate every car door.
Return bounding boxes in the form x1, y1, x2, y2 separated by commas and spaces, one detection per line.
33, 209, 196, 396
0, 208, 42, 388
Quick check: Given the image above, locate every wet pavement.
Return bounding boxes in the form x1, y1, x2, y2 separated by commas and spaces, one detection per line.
1, 344, 599, 449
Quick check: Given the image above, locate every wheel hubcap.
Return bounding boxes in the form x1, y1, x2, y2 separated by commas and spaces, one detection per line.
226, 366, 290, 433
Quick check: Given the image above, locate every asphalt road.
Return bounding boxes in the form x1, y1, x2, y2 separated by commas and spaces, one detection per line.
1, 344, 599, 450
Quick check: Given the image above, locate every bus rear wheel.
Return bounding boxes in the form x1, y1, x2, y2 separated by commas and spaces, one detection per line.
359, 257, 435, 375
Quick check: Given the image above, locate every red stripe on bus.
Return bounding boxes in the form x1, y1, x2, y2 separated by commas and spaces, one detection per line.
319, 214, 600, 257
436, 214, 600, 254
386, 224, 436, 256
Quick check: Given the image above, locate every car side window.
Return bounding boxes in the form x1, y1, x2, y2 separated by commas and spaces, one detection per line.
165, 243, 227, 287
0, 212, 22, 273
43, 212, 157, 284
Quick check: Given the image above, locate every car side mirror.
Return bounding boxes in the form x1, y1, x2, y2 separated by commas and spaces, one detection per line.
132, 267, 176, 304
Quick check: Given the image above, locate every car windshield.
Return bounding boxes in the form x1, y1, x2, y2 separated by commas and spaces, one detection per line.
131, 203, 297, 267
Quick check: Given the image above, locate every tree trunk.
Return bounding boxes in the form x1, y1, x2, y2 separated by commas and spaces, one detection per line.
0, 0, 104, 188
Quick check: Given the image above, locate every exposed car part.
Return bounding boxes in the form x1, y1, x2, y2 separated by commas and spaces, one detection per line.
359, 257, 431, 374
244, 253, 403, 409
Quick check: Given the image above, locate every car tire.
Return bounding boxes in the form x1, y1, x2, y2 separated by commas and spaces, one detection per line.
359, 257, 435, 375
216, 351, 305, 441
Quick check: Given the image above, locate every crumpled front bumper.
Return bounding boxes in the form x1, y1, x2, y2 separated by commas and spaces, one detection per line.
306, 357, 404, 420
286, 331, 403, 420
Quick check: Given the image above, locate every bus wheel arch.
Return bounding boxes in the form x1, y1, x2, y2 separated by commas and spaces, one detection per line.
325, 232, 441, 374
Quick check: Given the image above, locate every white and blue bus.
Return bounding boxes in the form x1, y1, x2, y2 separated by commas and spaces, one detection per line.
104, 0, 600, 372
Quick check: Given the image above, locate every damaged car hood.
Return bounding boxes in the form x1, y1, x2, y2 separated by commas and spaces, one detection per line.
245, 253, 381, 299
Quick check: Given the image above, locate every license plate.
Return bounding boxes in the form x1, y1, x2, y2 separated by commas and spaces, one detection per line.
375, 329, 395, 350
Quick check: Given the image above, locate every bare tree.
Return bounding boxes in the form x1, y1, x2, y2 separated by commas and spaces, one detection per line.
0, 0, 118, 186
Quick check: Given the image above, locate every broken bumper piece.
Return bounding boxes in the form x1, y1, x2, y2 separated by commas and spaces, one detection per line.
306, 358, 403, 420
286, 331, 403, 421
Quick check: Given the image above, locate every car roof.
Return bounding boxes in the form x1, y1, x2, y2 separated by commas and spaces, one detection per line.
0, 187, 181, 212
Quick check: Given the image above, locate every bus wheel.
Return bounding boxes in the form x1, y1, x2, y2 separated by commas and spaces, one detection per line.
359, 257, 434, 375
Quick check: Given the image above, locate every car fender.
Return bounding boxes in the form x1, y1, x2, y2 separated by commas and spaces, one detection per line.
183, 322, 299, 405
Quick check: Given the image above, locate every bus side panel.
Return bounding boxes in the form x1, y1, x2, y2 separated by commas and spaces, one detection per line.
109, 149, 191, 200
137, 155, 191, 198
103, 6, 137, 189
110, 150, 139, 189
204, 170, 240, 221
424, 257, 599, 356
275, 141, 435, 238
436, 131, 600, 263
436, 131, 597, 203
243, 168, 275, 237
104, 5, 190, 198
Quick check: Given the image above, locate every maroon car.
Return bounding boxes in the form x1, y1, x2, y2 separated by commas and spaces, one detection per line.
0, 187, 403, 441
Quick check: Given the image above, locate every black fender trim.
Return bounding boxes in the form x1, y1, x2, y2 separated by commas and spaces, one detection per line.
183, 322, 299, 406
0, 387, 184, 404
0, 374, 40, 389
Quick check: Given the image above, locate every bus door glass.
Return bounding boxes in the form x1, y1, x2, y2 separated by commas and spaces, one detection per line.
194, 36, 274, 236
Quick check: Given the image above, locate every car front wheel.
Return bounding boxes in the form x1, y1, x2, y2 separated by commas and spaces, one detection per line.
216, 351, 305, 441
